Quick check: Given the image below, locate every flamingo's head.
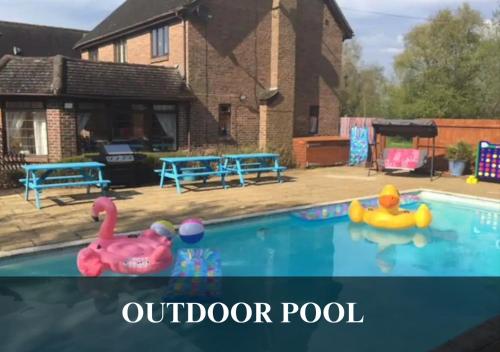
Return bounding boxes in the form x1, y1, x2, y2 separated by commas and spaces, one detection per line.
91, 197, 116, 222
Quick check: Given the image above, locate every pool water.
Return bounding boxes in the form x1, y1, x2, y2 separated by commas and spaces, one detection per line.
0, 192, 499, 277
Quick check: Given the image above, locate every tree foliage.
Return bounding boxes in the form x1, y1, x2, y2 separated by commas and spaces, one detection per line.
340, 40, 389, 117
341, 3, 500, 119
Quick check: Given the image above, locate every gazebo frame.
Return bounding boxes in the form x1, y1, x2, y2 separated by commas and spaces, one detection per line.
369, 119, 439, 181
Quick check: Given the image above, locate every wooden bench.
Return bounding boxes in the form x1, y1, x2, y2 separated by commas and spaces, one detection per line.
158, 156, 228, 194
21, 162, 110, 209
223, 154, 287, 186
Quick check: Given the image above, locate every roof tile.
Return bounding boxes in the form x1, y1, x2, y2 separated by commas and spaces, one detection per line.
0, 55, 192, 100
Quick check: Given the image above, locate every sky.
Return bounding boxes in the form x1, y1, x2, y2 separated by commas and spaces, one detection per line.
0, 0, 498, 73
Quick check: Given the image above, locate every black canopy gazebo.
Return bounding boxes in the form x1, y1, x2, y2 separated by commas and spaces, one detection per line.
370, 119, 439, 181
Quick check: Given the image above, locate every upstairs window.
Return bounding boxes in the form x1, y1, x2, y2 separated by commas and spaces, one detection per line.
89, 48, 98, 61
152, 25, 170, 58
309, 105, 319, 135
114, 39, 127, 63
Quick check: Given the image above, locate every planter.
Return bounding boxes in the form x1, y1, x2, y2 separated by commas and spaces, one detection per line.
448, 160, 467, 177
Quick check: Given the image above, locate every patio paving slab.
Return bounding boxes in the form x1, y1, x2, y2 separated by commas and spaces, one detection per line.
0, 167, 498, 255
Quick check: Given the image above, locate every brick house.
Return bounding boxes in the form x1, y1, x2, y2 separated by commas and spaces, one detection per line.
0, 0, 352, 162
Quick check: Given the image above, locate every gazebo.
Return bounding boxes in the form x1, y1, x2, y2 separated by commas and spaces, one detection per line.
370, 119, 439, 181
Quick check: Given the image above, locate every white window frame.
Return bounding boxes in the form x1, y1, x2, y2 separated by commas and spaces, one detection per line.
114, 39, 127, 63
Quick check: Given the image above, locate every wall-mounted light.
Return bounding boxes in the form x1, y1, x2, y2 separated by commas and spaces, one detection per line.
239, 94, 247, 102
64, 102, 74, 110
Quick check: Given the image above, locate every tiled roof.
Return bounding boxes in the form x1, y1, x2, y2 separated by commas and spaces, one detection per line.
0, 55, 193, 100
75, 0, 353, 49
74, 0, 197, 49
0, 21, 87, 58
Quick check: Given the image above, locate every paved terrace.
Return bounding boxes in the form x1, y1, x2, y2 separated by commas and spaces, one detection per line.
0, 167, 498, 256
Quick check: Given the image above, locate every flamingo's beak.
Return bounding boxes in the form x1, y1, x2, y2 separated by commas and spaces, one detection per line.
91, 207, 100, 222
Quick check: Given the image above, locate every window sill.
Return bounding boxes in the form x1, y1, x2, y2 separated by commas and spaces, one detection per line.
151, 55, 170, 64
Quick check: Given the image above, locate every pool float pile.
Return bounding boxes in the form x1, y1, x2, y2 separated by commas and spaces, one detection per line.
348, 185, 432, 230
77, 197, 174, 277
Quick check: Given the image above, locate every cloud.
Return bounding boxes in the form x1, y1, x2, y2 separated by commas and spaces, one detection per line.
382, 47, 404, 55
338, 0, 498, 71
336, 0, 495, 17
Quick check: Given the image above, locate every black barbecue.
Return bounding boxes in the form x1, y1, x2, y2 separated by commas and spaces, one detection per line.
96, 144, 146, 187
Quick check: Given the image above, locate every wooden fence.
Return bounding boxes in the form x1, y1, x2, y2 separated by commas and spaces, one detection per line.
340, 117, 500, 170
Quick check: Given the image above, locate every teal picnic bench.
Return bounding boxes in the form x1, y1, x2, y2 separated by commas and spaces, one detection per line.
158, 156, 228, 194
223, 153, 287, 187
21, 162, 111, 209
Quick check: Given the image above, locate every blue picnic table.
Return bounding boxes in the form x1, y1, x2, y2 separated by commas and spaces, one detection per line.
158, 156, 227, 194
223, 153, 287, 187
21, 162, 111, 209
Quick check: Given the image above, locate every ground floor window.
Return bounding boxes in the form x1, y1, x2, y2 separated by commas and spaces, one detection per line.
309, 105, 319, 135
153, 104, 177, 151
4, 102, 48, 155
218, 104, 231, 137
76, 102, 178, 153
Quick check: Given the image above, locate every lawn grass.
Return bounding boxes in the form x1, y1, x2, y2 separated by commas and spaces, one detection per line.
386, 137, 414, 148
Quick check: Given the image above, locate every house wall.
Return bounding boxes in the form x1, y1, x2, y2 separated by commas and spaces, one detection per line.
258, 0, 297, 150
77, 0, 347, 149
83, 20, 186, 76
0, 107, 4, 157
46, 101, 78, 162
187, 0, 344, 148
293, 0, 343, 137
186, 0, 273, 147
97, 44, 115, 63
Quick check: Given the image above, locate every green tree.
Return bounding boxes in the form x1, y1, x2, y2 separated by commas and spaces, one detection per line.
340, 40, 389, 117
476, 6, 500, 117
391, 4, 485, 118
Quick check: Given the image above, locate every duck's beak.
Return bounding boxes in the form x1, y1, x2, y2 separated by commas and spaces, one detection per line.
379, 195, 400, 209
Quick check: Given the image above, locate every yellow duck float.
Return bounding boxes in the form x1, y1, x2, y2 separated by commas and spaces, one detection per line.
349, 185, 432, 230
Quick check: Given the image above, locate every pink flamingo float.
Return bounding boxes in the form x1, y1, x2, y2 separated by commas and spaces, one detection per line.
77, 197, 173, 277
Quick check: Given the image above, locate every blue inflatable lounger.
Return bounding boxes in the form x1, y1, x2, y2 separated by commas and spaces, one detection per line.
165, 249, 222, 301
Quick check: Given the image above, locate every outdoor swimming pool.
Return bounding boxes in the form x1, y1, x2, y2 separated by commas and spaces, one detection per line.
0, 191, 499, 277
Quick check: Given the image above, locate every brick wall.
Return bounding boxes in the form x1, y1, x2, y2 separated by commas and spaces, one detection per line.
293, 0, 343, 137
177, 102, 190, 148
258, 0, 297, 150
83, 20, 186, 76
187, 0, 273, 146
46, 101, 77, 162
188, 0, 344, 148
0, 107, 3, 157
97, 44, 114, 63
77, 0, 347, 148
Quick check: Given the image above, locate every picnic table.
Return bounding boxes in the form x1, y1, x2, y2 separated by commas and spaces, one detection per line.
158, 156, 227, 194
223, 153, 286, 187
21, 162, 111, 209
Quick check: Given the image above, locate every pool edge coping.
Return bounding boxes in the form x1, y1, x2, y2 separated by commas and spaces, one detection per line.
1, 188, 498, 260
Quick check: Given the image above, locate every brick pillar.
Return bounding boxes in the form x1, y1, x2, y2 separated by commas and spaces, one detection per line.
46, 101, 78, 162
259, 0, 296, 151
177, 102, 190, 149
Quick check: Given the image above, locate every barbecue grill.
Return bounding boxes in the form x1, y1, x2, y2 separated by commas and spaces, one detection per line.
97, 144, 146, 187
